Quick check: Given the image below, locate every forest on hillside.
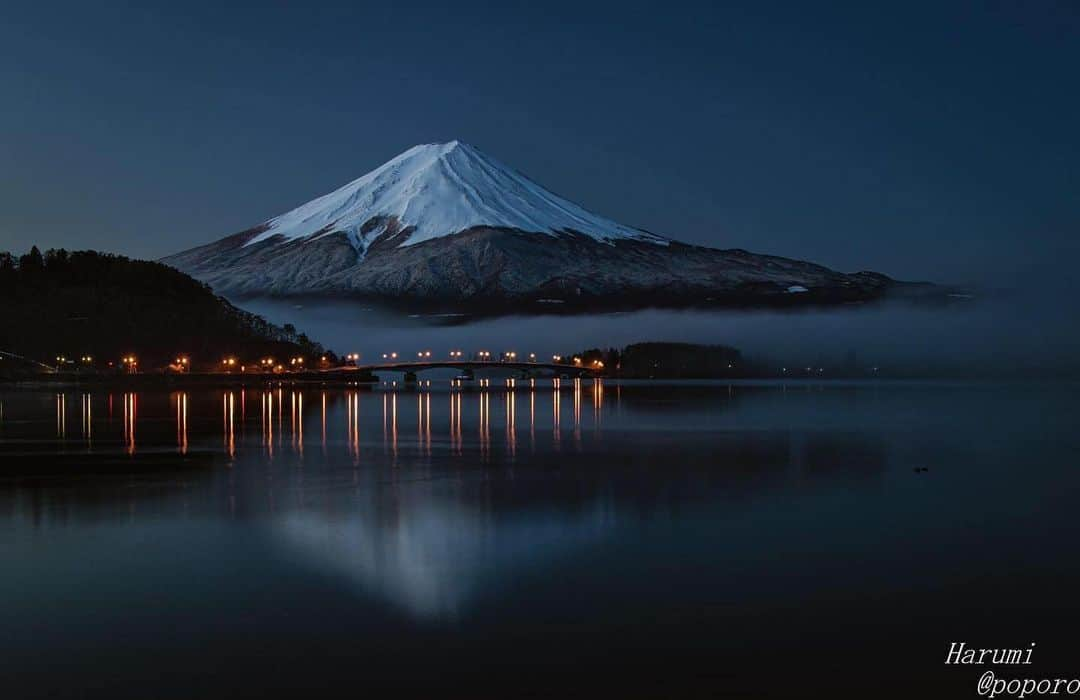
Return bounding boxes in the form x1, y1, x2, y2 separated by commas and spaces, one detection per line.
0, 247, 331, 372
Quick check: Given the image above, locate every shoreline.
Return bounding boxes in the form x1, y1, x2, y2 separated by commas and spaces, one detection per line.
0, 370, 380, 389
3, 374, 1075, 389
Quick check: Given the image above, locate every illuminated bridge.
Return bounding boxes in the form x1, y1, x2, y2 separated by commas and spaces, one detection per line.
346, 360, 595, 379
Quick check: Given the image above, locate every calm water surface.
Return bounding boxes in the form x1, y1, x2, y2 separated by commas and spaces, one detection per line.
1, 380, 1078, 698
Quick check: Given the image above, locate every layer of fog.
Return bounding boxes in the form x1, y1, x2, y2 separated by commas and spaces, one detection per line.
243, 289, 1080, 376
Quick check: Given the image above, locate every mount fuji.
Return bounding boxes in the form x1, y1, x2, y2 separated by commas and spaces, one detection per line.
163, 141, 934, 312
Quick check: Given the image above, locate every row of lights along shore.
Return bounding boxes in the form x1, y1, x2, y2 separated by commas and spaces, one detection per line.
373, 350, 565, 363
46, 352, 859, 377
48, 351, 607, 373
49, 354, 327, 374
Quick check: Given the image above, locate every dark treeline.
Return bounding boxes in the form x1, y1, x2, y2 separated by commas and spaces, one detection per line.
0, 247, 331, 373
563, 342, 744, 378
620, 342, 743, 378
568, 341, 898, 378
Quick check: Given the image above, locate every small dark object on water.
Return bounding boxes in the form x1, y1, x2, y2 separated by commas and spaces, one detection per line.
913, 466, 930, 473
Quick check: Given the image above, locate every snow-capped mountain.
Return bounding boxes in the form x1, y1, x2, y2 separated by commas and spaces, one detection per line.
248, 140, 666, 255
163, 141, 932, 311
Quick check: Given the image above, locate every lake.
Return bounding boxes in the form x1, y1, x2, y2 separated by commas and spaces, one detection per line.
1, 379, 1078, 698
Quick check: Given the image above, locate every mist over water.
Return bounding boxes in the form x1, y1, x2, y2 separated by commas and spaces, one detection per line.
243, 287, 1080, 376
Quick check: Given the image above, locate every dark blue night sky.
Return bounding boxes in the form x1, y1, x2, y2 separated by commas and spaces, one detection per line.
1, 0, 1076, 285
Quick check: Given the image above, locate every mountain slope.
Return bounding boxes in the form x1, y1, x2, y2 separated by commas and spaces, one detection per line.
163, 141, 933, 311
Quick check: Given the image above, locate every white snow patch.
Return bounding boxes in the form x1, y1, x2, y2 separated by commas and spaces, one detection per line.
786, 285, 810, 293
245, 141, 668, 253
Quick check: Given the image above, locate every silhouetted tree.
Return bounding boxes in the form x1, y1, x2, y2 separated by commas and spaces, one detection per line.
19, 245, 43, 271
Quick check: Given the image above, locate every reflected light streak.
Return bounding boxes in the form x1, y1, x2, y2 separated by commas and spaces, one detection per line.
573, 378, 582, 447
224, 391, 236, 458
353, 392, 360, 460
123, 393, 137, 454
391, 393, 397, 458
55, 393, 66, 439
277, 388, 284, 448
347, 391, 361, 461
81, 393, 91, 444
417, 393, 423, 444
593, 378, 603, 430
448, 392, 455, 449
478, 390, 490, 457
290, 391, 297, 450
552, 385, 561, 449
449, 392, 463, 455
424, 392, 432, 455
265, 391, 274, 457
175, 392, 188, 455
297, 392, 304, 456
506, 390, 516, 457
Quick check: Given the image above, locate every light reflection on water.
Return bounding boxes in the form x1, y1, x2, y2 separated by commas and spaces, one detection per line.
22, 379, 679, 461
12, 381, 649, 617
2, 381, 1080, 696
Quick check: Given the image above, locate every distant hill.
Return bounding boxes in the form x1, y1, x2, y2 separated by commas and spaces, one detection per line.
0, 247, 330, 374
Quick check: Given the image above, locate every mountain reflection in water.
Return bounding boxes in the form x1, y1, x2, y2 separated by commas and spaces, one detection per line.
1, 380, 1076, 698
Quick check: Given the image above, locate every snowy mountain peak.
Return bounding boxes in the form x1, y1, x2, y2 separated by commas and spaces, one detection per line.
244, 141, 668, 253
